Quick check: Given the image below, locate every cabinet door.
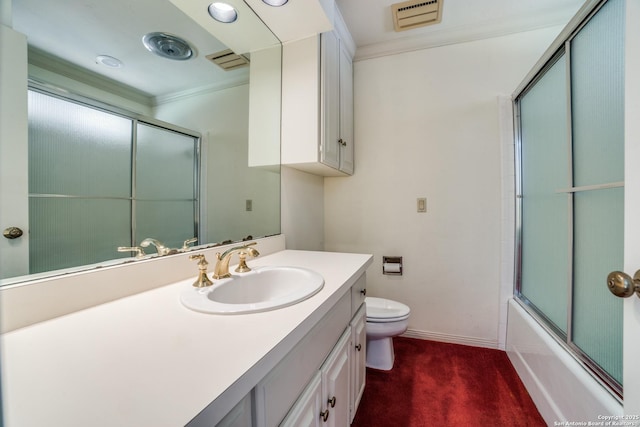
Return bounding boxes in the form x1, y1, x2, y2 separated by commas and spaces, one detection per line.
350, 305, 366, 422
321, 31, 341, 170
321, 328, 351, 427
281, 372, 323, 427
338, 41, 354, 175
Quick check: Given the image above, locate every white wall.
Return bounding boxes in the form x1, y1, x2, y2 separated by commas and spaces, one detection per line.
281, 166, 325, 251
323, 27, 563, 347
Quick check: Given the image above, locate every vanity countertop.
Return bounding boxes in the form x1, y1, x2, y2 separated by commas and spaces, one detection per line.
0, 250, 373, 427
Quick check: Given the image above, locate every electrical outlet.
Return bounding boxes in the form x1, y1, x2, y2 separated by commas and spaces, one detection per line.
417, 197, 427, 213
246, 199, 252, 211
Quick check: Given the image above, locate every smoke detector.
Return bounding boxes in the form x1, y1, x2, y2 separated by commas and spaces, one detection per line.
206, 49, 250, 71
392, 0, 443, 32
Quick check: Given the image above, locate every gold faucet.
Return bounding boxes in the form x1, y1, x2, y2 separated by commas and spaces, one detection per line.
140, 238, 171, 256
213, 242, 259, 279
189, 254, 213, 288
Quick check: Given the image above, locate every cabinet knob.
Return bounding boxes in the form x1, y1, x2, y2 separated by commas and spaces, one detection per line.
355, 344, 362, 352
338, 138, 347, 147
328, 396, 336, 407
320, 409, 330, 422
360, 288, 366, 296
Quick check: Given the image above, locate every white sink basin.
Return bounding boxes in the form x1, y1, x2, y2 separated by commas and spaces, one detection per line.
180, 266, 324, 314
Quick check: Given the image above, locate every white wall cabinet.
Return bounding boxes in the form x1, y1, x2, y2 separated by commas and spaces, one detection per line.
319, 30, 354, 175
282, 10, 355, 177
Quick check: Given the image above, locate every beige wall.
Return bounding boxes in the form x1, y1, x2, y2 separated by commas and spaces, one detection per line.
321, 27, 564, 347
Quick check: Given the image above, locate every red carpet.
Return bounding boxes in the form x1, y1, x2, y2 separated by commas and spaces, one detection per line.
352, 337, 545, 427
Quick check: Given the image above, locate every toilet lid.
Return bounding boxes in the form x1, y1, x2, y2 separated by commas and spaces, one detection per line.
365, 297, 410, 321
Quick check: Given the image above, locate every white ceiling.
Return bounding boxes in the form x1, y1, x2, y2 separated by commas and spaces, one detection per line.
11, 0, 587, 101
335, 0, 587, 60
11, 0, 254, 101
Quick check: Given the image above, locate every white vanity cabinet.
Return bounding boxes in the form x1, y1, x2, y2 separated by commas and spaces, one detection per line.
349, 304, 366, 423
251, 274, 368, 427
281, 9, 355, 176
216, 394, 253, 427
280, 372, 323, 427
282, 329, 351, 427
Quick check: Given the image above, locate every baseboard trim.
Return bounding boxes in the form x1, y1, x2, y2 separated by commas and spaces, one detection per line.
402, 329, 500, 350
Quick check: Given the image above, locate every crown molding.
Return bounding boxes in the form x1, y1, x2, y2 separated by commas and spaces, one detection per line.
353, 6, 578, 61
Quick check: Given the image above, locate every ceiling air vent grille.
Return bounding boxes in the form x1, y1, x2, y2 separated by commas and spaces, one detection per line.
392, 0, 443, 32
206, 49, 249, 71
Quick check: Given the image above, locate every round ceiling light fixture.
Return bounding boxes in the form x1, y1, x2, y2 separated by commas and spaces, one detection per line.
95, 55, 123, 68
142, 32, 194, 61
262, 0, 288, 6
208, 2, 238, 23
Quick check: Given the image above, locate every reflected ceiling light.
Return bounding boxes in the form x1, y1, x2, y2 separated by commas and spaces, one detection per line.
208, 2, 238, 23
262, 0, 288, 5
142, 32, 194, 61
96, 55, 123, 68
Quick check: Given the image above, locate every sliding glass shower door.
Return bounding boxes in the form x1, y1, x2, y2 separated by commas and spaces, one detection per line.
516, 0, 624, 395
28, 88, 199, 274
135, 122, 198, 249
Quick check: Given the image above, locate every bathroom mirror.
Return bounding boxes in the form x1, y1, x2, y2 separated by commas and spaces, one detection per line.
0, 0, 282, 284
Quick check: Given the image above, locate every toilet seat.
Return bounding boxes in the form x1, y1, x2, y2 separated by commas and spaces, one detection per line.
365, 297, 410, 323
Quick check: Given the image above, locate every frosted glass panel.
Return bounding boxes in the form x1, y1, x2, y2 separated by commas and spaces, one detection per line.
136, 123, 196, 200
28, 90, 132, 197
571, 0, 624, 186
29, 198, 131, 274
572, 188, 623, 383
135, 201, 195, 249
519, 55, 569, 333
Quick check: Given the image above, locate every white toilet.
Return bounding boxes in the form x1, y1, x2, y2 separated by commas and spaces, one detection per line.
365, 297, 411, 370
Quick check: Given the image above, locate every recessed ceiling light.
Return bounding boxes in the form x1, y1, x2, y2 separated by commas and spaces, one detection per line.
262, 0, 288, 6
96, 55, 123, 68
208, 2, 238, 23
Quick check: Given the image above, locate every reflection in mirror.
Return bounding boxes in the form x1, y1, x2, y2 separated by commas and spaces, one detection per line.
1, 0, 282, 284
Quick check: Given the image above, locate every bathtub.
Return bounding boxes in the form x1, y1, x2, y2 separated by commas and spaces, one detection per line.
506, 299, 622, 424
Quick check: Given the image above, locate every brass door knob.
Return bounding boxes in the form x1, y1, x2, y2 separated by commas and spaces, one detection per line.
606, 270, 640, 299
3, 227, 23, 239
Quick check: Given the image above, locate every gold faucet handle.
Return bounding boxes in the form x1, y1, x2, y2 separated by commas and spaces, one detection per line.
235, 251, 252, 273
182, 237, 198, 251
189, 254, 213, 288
117, 246, 146, 259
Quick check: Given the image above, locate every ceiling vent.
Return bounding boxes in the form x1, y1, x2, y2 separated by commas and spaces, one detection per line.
392, 0, 443, 32
206, 49, 249, 71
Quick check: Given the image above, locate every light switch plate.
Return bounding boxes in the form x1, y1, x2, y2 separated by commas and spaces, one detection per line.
417, 197, 427, 213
